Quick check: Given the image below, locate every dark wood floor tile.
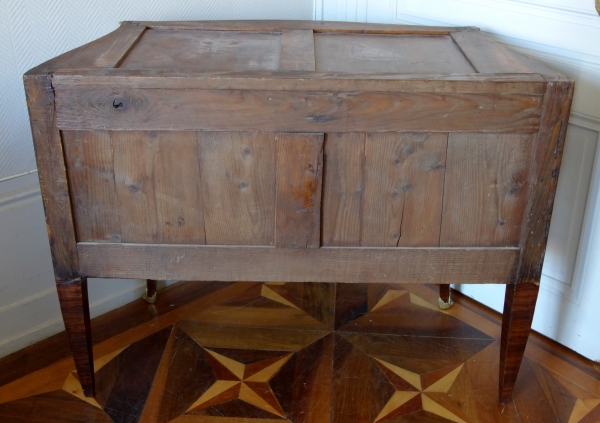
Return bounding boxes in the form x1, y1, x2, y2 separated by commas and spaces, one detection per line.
140, 326, 216, 423
332, 334, 396, 423
179, 322, 331, 352
265, 282, 335, 328
189, 283, 333, 331
389, 410, 458, 422
334, 283, 368, 329
336, 284, 492, 340
99, 326, 173, 423
0, 390, 114, 422
275, 333, 334, 423
339, 304, 467, 337
338, 331, 493, 375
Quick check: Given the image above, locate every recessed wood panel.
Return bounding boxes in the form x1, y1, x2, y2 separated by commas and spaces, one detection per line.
322, 132, 447, 247
440, 133, 533, 247
362, 133, 448, 247
199, 132, 277, 246
63, 131, 121, 243
119, 30, 281, 72
314, 33, 475, 74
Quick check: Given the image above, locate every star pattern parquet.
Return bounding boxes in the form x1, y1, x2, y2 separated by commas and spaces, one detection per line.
0, 282, 599, 423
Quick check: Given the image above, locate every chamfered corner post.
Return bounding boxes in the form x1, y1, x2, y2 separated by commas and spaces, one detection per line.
498, 78, 574, 404
56, 278, 95, 397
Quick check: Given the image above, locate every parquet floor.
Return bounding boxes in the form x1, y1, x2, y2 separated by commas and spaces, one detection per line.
0, 282, 599, 423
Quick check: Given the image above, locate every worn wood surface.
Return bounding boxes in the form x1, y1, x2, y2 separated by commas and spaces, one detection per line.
23, 75, 79, 280
55, 278, 94, 397
63, 131, 121, 243
132, 20, 466, 34
440, 133, 533, 247
199, 132, 276, 246
517, 79, 575, 284
279, 29, 315, 71
153, 132, 206, 244
94, 22, 146, 68
113, 131, 160, 243
120, 29, 282, 72
315, 33, 475, 74
54, 87, 543, 133
275, 133, 324, 248
322, 133, 365, 246
77, 243, 519, 284
451, 30, 562, 77
363, 133, 447, 247
53, 70, 547, 94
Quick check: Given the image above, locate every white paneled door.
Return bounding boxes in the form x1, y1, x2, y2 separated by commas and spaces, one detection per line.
316, 0, 600, 360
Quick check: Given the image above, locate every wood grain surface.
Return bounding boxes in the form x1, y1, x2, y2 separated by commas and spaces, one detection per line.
63, 131, 121, 243
77, 243, 519, 284
199, 132, 277, 246
23, 75, 80, 280
279, 29, 315, 71
275, 133, 324, 248
54, 87, 543, 133
440, 133, 533, 247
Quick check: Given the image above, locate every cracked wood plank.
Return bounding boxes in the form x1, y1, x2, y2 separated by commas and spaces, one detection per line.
362, 133, 447, 247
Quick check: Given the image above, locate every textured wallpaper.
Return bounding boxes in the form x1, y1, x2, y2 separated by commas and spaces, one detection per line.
0, 0, 313, 180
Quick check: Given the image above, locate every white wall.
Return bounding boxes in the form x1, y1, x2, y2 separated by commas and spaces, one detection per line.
0, 0, 313, 358
315, 0, 600, 360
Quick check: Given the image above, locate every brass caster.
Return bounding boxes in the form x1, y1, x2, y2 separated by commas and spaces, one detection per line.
438, 296, 454, 310
143, 288, 157, 304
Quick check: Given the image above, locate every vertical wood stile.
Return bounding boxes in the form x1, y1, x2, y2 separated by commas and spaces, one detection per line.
275, 133, 324, 248
322, 133, 365, 246
199, 132, 277, 246
63, 131, 121, 242
154, 132, 206, 244
278, 29, 316, 71
23, 75, 80, 280
113, 131, 160, 243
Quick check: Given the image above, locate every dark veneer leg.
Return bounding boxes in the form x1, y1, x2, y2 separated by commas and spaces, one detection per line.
144, 279, 158, 304
499, 282, 539, 403
56, 277, 95, 397
438, 284, 454, 309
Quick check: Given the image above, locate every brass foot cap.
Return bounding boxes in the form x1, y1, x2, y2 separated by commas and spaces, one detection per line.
438, 296, 454, 310
143, 288, 157, 304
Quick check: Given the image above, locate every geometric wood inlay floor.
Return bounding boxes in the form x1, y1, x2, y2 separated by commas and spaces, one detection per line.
0, 282, 599, 422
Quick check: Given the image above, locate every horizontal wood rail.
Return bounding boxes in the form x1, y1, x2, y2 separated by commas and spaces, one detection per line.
77, 243, 520, 284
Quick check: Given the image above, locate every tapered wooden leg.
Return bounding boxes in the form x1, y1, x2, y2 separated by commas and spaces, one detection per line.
143, 279, 157, 304
438, 284, 454, 310
56, 277, 95, 397
499, 282, 539, 403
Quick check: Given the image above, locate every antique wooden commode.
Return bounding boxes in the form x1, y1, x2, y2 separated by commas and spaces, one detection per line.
24, 20, 573, 404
